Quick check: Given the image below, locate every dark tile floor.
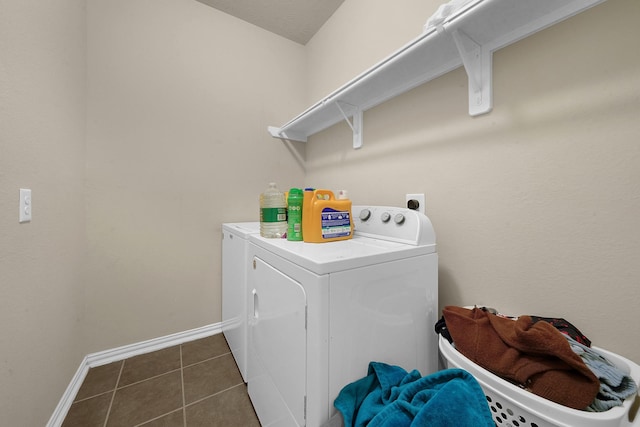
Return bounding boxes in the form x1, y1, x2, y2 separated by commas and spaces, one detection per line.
61, 334, 260, 427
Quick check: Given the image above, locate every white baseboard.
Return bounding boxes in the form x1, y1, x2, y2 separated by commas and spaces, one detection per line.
46, 322, 222, 427
85, 322, 222, 368
46, 355, 91, 427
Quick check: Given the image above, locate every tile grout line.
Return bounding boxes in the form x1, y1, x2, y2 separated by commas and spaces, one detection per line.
133, 409, 183, 427
102, 360, 125, 427
180, 344, 187, 427
181, 350, 232, 369
71, 389, 114, 405
183, 382, 246, 409
115, 367, 182, 391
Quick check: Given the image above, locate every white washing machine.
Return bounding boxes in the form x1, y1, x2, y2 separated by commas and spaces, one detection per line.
222, 222, 260, 382
247, 206, 438, 427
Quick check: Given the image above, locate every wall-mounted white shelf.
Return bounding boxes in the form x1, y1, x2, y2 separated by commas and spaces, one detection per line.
268, 0, 605, 149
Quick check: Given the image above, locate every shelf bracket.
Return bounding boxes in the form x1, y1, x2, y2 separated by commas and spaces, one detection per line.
335, 101, 363, 149
451, 29, 493, 116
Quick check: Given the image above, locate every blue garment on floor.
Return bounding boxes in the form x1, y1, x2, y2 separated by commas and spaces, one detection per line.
334, 362, 494, 427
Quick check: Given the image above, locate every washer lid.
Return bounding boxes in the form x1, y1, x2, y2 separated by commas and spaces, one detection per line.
248, 234, 435, 275
222, 222, 260, 238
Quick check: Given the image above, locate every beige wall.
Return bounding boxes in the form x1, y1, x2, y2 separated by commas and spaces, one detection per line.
2, 0, 638, 424
307, 0, 439, 102
84, 0, 306, 352
305, 0, 640, 361
0, 0, 87, 425
2, 0, 305, 424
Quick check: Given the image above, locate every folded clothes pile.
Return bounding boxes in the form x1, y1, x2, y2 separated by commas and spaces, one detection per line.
436, 306, 637, 411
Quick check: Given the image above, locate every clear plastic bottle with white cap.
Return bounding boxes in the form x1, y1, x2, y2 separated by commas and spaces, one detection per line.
260, 182, 287, 238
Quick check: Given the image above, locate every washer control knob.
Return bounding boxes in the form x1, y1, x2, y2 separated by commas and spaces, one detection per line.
394, 213, 405, 224
381, 212, 391, 223
359, 209, 371, 221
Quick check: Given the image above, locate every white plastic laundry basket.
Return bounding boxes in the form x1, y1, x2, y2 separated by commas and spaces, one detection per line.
439, 335, 640, 427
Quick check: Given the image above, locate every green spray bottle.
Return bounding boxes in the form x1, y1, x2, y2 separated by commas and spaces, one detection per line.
287, 188, 303, 241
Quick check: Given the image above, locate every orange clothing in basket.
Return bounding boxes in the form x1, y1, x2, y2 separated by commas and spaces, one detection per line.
442, 306, 600, 409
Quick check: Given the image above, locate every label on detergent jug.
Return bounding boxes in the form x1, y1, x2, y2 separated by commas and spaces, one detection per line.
321, 208, 351, 239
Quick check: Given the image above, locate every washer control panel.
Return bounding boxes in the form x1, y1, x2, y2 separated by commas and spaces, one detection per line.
352, 206, 435, 246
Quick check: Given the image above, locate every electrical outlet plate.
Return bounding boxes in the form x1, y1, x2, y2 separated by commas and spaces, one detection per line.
405, 193, 425, 214
19, 188, 32, 223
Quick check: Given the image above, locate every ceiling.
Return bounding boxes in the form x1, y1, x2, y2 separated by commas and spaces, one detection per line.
195, 0, 345, 45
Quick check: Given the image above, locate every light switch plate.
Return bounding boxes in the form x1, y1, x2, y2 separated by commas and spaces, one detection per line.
19, 188, 32, 223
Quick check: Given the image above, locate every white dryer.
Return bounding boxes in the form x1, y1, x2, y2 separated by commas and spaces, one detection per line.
222, 222, 260, 382
247, 206, 438, 427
